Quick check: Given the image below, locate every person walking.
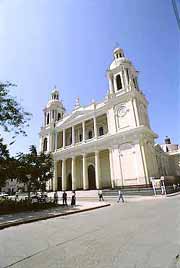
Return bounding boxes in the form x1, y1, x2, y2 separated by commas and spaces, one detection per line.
71, 190, 76, 206
98, 190, 104, 201
54, 191, 58, 204
62, 191, 67, 206
117, 190, 124, 203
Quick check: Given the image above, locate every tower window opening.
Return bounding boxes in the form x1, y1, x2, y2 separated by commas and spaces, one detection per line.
126, 69, 129, 83
133, 78, 137, 88
116, 74, 122, 90
99, 127, 104, 136
47, 113, 50, 125
88, 130, 93, 139
58, 113, 61, 120
43, 138, 48, 152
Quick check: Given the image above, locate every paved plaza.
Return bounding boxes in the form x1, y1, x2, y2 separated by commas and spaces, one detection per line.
0, 196, 180, 268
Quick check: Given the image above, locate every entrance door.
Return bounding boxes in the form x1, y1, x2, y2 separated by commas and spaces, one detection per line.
67, 173, 72, 190
88, 165, 96, 189
57, 177, 62, 191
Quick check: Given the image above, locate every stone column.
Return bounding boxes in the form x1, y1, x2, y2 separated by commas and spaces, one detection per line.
93, 117, 97, 138
95, 151, 101, 189
82, 121, 86, 142
108, 72, 114, 94
72, 156, 76, 190
63, 129, 66, 148
109, 148, 115, 188
140, 141, 149, 185
54, 131, 57, 151
123, 67, 128, 89
83, 154, 88, 190
132, 98, 140, 126
53, 161, 58, 191
62, 159, 66, 190
120, 71, 125, 90
72, 126, 75, 145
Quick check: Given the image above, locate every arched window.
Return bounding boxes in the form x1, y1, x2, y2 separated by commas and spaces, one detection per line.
99, 127, 104, 136
58, 113, 61, 121
47, 113, 50, 125
88, 130, 93, 139
116, 74, 122, 90
43, 138, 48, 152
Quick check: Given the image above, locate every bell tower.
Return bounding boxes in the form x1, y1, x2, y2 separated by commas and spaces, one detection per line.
40, 87, 65, 153
107, 47, 139, 95
107, 47, 150, 129
43, 87, 65, 127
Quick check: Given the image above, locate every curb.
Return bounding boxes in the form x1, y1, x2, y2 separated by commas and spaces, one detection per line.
0, 203, 110, 230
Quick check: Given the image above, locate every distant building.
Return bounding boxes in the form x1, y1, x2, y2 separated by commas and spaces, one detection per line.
1, 179, 27, 195
39, 48, 179, 191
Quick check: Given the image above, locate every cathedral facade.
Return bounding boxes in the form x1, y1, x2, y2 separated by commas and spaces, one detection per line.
39, 48, 177, 191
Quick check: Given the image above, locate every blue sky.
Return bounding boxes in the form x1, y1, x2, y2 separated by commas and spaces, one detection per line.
0, 0, 179, 155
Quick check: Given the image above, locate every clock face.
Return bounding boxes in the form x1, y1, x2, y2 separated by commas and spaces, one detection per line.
117, 105, 128, 117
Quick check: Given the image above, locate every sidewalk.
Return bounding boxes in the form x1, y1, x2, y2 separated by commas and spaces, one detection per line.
0, 202, 110, 230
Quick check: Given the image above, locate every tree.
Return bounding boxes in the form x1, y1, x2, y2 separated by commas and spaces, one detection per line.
0, 82, 32, 188
0, 138, 19, 189
0, 82, 31, 142
16, 145, 53, 200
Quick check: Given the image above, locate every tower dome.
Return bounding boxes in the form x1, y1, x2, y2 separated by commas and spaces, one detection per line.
113, 47, 125, 59
51, 87, 59, 100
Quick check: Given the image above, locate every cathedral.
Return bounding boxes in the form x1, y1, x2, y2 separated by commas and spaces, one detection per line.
39, 47, 180, 191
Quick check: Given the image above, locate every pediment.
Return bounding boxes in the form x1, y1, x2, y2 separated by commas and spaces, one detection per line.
57, 108, 94, 128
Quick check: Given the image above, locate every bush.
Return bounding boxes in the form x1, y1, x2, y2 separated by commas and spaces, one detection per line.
0, 198, 59, 215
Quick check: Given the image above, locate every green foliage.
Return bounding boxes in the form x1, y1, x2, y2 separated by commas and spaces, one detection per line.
0, 82, 32, 187
16, 145, 53, 198
0, 82, 31, 139
0, 138, 18, 187
0, 198, 59, 215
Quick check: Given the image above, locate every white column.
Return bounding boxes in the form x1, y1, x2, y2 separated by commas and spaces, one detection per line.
93, 117, 97, 138
95, 151, 101, 189
72, 156, 76, 190
140, 141, 149, 185
123, 67, 128, 89
109, 148, 115, 188
120, 72, 125, 90
132, 98, 140, 126
54, 131, 57, 151
82, 121, 86, 141
72, 126, 75, 145
108, 72, 114, 94
53, 161, 58, 191
62, 159, 66, 190
83, 154, 88, 190
63, 129, 66, 148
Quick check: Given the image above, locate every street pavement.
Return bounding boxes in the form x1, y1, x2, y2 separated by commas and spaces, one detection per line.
0, 202, 109, 229
0, 196, 180, 268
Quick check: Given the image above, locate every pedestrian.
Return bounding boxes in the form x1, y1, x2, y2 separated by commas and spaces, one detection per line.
54, 191, 58, 204
173, 184, 176, 191
71, 190, 76, 206
117, 190, 124, 203
15, 192, 18, 201
62, 191, 68, 206
98, 190, 104, 201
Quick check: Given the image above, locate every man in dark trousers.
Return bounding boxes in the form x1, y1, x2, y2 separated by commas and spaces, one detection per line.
62, 191, 67, 206
117, 190, 124, 203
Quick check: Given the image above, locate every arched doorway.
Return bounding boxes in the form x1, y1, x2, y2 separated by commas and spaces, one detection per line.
67, 173, 72, 190
88, 165, 96, 189
57, 177, 62, 191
